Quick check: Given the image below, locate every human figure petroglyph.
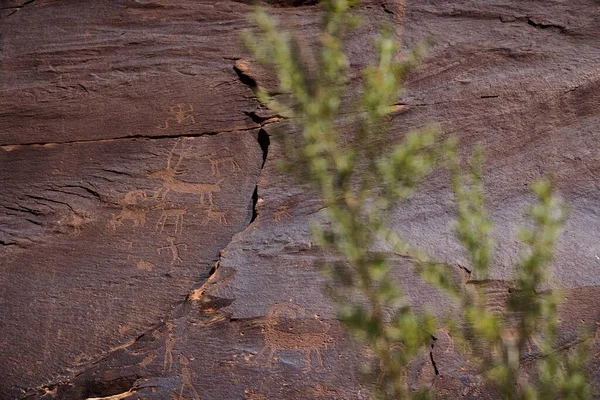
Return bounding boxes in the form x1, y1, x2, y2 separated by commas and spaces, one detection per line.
254, 302, 333, 371
178, 354, 201, 400
157, 103, 196, 130
202, 205, 228, 226
158, 236, 187, 266
153, 202, 186, 234
206, 148, 241, 177
149, 139, 224, 205
164, 322, 175, 372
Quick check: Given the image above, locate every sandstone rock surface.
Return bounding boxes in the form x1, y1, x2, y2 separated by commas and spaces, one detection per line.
1, 0, 598, 399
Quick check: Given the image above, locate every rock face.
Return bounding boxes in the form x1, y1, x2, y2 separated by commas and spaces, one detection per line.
0, 0, 598, 399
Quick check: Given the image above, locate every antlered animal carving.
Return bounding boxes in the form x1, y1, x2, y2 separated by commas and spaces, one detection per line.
149, 139, 224, 205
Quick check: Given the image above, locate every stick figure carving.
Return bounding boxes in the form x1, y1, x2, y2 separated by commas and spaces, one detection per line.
178, 354, 201, 400
157, 103, 196, 130
254, 302, 333, 371
149, 139, 224, 205
153, 202, 186, 234
157, 236, 187, 266
164, 322, 175, 372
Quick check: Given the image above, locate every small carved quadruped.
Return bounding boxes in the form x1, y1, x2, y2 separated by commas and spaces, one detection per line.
207, 148, 241, 177
153, 202, 186, 234
202, 205, 228, 226
107, 189, 149, 231
254, 302, 333, 371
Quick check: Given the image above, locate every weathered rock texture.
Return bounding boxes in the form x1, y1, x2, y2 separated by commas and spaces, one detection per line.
0, 0, 599, 399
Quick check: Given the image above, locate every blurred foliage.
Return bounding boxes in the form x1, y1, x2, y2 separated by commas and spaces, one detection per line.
242, 1, 591, 398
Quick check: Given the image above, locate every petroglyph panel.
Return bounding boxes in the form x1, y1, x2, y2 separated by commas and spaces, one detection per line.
3, 0, 600, 399
0, 132, 263, 396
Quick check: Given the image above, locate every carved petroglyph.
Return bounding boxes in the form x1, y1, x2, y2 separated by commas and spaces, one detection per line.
178, 354, 201, 400
119, 190, 147, 206
136, 260, 156, 271
139, 352, 157, 368
158, 236, 187, 266
193, 179, 223, 206
164, 322, 175, 372
149, 139, 224, 205
254, 302, 333, 371
243, 388, 267, 400
57, 210, 91, 236
108, 190, 148, 231
206, 148, 241, 177
107, 208, 147, 230
202, 205, 228, 226
153, 203, 186, 234
273, 205, 292, 222
158, 103, 196, 130
149, 139, 190, 201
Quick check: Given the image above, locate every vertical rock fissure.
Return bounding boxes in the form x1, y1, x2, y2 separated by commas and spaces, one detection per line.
250, 128, 270, 223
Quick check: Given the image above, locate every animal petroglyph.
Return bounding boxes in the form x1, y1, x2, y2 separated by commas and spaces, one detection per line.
254, 302, 333, 371
178, 354, 201, 400
119, 189, 147, 206
202, 205, 228, 226
107, 208, 147, 230
57, 210, 91, 236
206, 148, 241, 177
193, 179, 223, 206
244, 389, 267, 400
153, 203, 186, 234
108, 190, 148, 231
158, 236, 187, 266
158, 103, 196, 130
273, 205, 292, 222
149, 139, 224, 205
136, 260, 156, 271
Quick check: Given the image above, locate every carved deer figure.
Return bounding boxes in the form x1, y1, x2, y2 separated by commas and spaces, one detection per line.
107, 191, 148, 231
202, 205, 228, 226
254, 302, 333, 371
107, 208, 147, 230
207, 148, 241, 177
148, 139, 225, 205
153, 202, 186, 234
